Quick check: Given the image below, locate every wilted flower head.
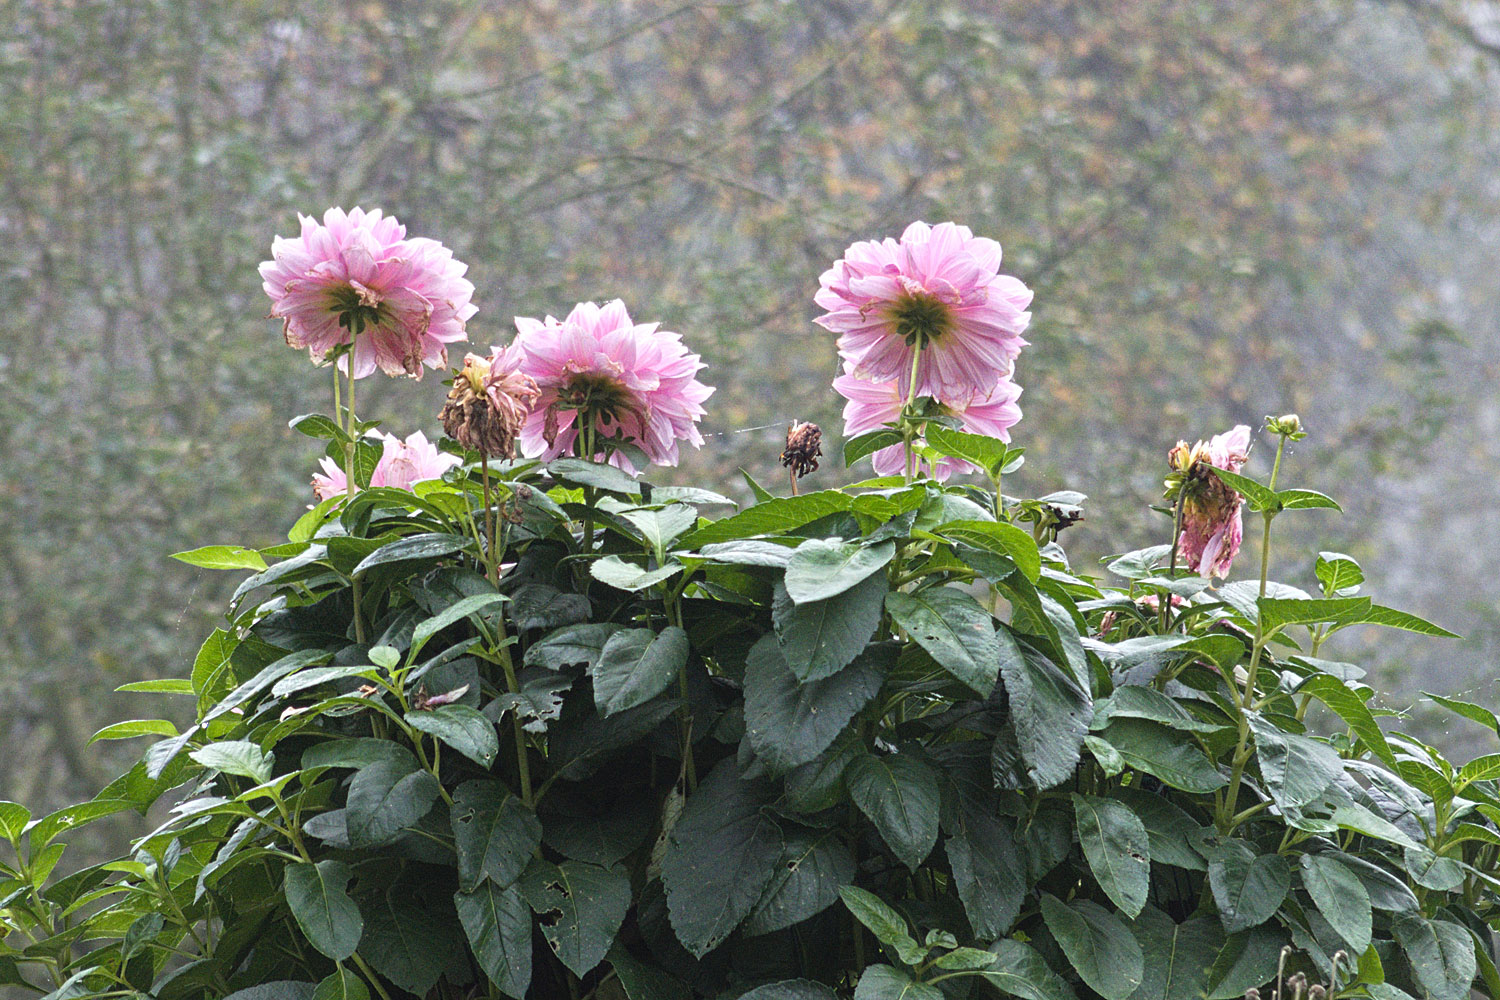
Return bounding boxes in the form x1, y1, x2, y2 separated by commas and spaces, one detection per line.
816, 221, 1032, 403
834, 361, 1022, 482
511, 300, 714, 472
781, 422, 823, 480
260, 207, 476, 379
441, 344, 540, 458
1168, 424, 1251, 579
312, 429, 461, 500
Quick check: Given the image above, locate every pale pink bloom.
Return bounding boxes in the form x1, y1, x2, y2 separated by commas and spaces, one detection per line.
312, 430, 461, 500
1172, 424, 1251, 578
260, 207, 476, 379
816, 221, 1032, 403
834, 362, 1022, 482
510, 300, 714, 473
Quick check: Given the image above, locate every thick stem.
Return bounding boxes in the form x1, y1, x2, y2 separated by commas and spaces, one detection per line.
481, 456, 498, 586
496, 616, 533, 808
902, 347, 923, 484
1162, 491, 1187, 631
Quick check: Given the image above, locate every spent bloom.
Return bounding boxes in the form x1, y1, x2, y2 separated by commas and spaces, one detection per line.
816, 221, 1032, 403
312, 430, 461, 500
781, 421, 823, 480
1167, 424, 1252, 579
441, 344, 540, 458
834, 361, 1023, 482
260, 207, 476, 379
511, 300, 714, 472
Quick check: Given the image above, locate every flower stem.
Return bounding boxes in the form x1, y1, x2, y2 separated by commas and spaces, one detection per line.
481, 456, 498, 586
342, 337, 367, 645
1162, 491, 1187, 631
495, 616, 533, 808
902, 347, 923, 484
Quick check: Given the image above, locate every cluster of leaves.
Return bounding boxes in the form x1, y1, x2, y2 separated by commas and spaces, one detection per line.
1, 418, 1497, 1000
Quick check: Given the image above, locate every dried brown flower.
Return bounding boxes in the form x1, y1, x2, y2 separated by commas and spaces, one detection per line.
781, 421, 822, 479
441, 351, 540, 458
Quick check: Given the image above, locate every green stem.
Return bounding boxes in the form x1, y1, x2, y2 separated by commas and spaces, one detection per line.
352, 953, 397, 1000
902, 347, 923, 484
1161, 490, 1187, 631
495, 617, 533, 808
481, 456, 498, 585
343, 337, 368, 645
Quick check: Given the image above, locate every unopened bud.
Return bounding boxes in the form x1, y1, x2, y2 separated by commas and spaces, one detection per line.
1244, 989, 1261, 1000
781, 421, 822, 479
1308, 985, 1326, 1000
1266, 413, 1304, 439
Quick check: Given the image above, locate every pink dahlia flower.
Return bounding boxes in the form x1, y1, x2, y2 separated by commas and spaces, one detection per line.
1170, 424, 1252, 579
260, 207, 476, 379
834, 362, 1022, 482
312, 430, 462, 500
816, 221, 1032, 404
510, 300, 714, 472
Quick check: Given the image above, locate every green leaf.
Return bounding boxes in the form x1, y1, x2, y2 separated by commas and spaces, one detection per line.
1112, 788, 1208, 872
1333, 605, 1460, 639
1404, 844, 1464, 892
1314, 552, 1364, 593
924, 424, 1013, 475
120, 912, 164, 963
619, 504, 698, 554
170, 544, 268, 571
548, 457, 643, 494
846, 752, 941, 871
24, 800, 131, 848
885, 587, 1000, 695
190, 741, 273, 783
1073, 793, 1150, 918
838, 885, 916, 951
1040, 894, 1144, 1000
1098, 717, 1227, 793
345, 756, 441, 848
406, 704, 499, 767
742, 828, 855, 936
844, 429, 905, 467
1206, 841, 1289, 934
933, 519, 1041, 582
455, 881, 532, 999
590, 626, 689, 716
1299, 852, 1371, 953
608, 945, 694, 1000
1392, 915, 1477, 1000
302, 738, 413, 772
1126, 907, 1223, 1000
1294, 675, 1397, 769
89, 719, 179, 744
0, 802, 30, 841
311, 970, 369, 1000
1203, 924, 1288, 999
283, 860, 363, 961
523, 623, 624, 671
1003, 639, 1092, 789
679, 491, 856, 548
290, 411, 348, 441
114, 678, 195, 695
518, 859, 631, 978
978, 938, 1079, 1000
1248, 715, 1343, 810
1329, 802, 1424, 851
589, 555, 684, 592
409, 592, 507, 662
1424, 693, 1500, 735
451, 779, 542, 892
854, 966, 943, 1000
1257, 596, 1370, 634
699, 539, 797, 568
947, 807, 1026, 938
1277, 488, 1342, 511
1457, 752, 1500, 787
350, 532, 472, 576
743, 636, 890, 775
772, 572, 888, 682
661, 761, 784, 957
1204, 467, 1279, 511
359, 886, 457, 996
783, 538, 895, 603
736, 981, 840, 1000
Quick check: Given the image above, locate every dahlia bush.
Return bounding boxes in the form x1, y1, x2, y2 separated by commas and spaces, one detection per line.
4, 215, 1496, 1000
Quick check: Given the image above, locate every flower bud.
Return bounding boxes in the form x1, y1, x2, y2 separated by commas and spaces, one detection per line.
1266, 413, 1305, 439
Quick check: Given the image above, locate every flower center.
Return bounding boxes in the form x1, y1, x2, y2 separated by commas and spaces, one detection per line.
328, 284, 387, 337
886, 289, 954, 349
558, 372, 636, 428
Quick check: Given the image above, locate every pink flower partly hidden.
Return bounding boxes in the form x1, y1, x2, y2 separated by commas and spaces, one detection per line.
816, 221, 1032, 403
312, 430, 462, 501
510, 300, 714, 473
260, 207, 476, 379
1170, 424, 1252, 579
834, 361, 1023, 482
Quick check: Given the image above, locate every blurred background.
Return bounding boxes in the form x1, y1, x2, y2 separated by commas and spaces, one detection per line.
2, 0, 1497, 856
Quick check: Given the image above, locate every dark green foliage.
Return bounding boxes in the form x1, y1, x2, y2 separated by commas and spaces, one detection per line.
4, 424, 1497, 1000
